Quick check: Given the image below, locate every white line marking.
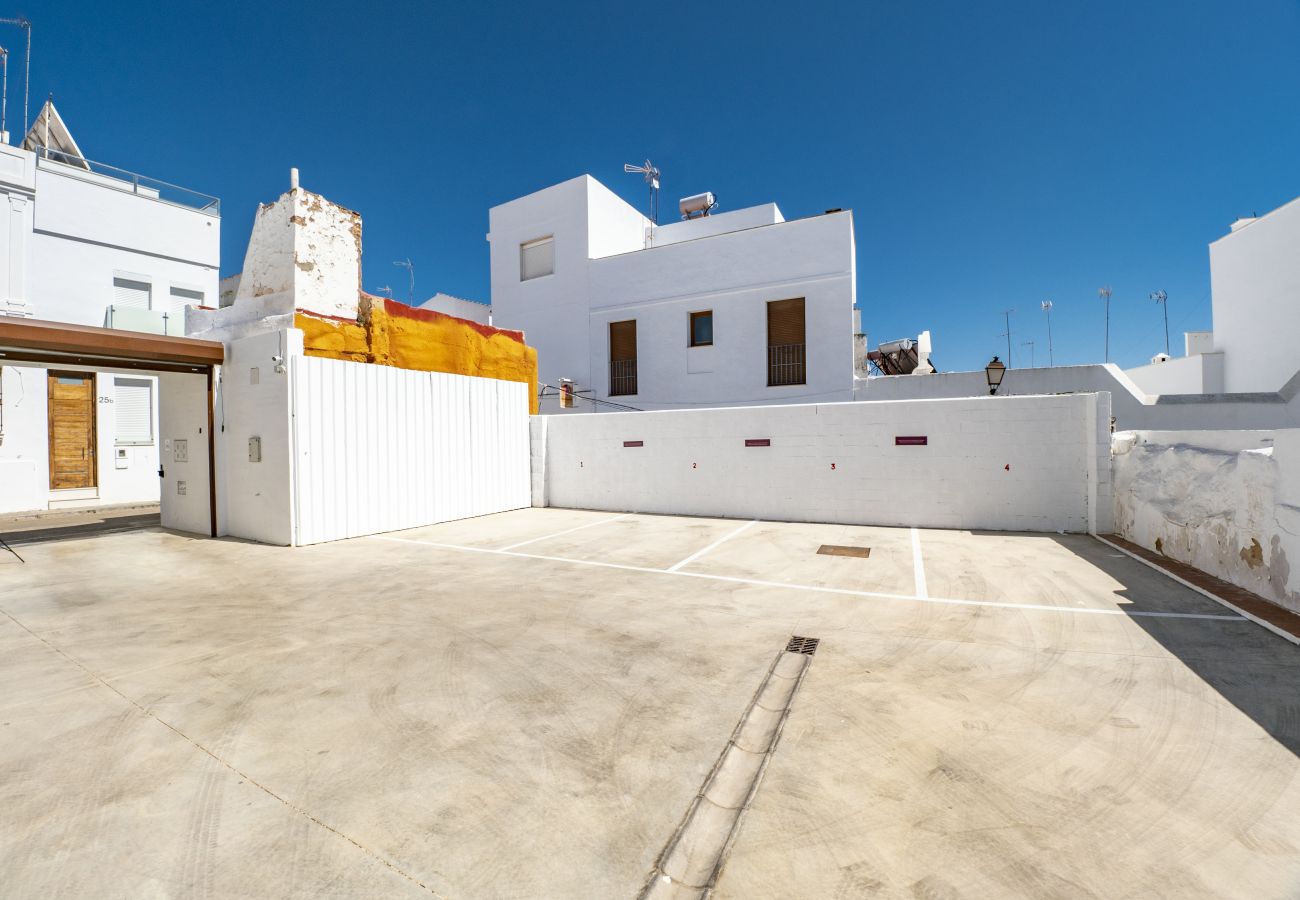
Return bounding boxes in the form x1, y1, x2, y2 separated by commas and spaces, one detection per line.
667, 519, 759, 572
910, 527, 928, 599
370, 535, 1244, 622
497, 513, 631, 551
1095, 535, 1299, 645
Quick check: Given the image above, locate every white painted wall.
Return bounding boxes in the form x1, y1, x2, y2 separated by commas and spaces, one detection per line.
534, 393, 1113, 534
215, 329, 299, 545
417, 292, 492, 325
490, 175, 856, 416
588, 211, 855, 410
649, 203, 783, 247
1125, 351, 1224, 395
291, 357, 530, 545
855, 363, 1300, 432
0, 364, 46, 513
1209, 196, 1300, 393
1112, 428, 1300, 615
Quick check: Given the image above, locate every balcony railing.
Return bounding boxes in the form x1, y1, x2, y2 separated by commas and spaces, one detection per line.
104, 305, 187, 336
610, 358, 638, 396
34, 146, 221, 216
768, 343, 807, 386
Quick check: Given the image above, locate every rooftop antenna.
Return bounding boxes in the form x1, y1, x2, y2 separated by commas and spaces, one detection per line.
392, 259, 414, 304
1021, 339, 1036, 368
623, 159, 660, 225
1149, 290, 1169, 356
0, 47, 7, 140
1000, 308, 1015, 367
1098, 286, 1113, 362
374, 285, 393, 298
1041, 300, 1054, 366
0, 18, 29, 140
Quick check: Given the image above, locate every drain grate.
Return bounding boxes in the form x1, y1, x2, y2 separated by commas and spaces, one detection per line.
785, 635, 820, 655
817, 544, 871, 558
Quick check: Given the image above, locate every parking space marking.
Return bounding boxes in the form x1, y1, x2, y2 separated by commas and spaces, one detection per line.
910, 527, 928, 599
496, 513, 631, 551
667, 519, 759, 573
371, 535, 1245, 622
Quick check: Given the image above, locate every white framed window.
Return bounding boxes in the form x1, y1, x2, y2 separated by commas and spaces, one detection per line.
112, 277, 151, 310
520, 236, 554, 281
114, 377, 153, 445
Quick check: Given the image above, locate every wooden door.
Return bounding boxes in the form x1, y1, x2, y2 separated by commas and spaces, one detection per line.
47, 372, 97, 489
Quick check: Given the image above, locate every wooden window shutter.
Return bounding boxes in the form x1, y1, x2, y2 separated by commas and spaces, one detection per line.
610, 320, 637, 361
767, 298, 805, 347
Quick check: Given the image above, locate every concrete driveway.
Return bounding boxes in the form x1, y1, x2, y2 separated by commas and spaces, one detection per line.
1, 508, 1297, 898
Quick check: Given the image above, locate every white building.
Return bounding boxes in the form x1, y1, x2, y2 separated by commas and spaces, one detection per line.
1126, 192, 1300, 396
0, 102, 220, 514
488, 175, 856, 412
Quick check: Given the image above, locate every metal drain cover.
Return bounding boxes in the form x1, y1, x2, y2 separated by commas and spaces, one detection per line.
786, 635, 820, 655
817, 544, 871, 558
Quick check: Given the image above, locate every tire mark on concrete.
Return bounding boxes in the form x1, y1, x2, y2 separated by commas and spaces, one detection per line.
0, 605, 453, 899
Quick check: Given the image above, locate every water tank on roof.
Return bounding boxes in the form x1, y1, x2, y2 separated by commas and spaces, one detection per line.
680, 192, 717, 219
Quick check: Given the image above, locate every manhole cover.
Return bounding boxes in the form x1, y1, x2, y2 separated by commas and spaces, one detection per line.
817, 544, 871, 558
786, 635, 820, 655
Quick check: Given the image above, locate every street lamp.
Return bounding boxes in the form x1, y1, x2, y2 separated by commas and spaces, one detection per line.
986, 356, 1006, 395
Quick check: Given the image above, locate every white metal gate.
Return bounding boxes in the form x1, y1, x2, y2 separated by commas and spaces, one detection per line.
291, 356, 530, 545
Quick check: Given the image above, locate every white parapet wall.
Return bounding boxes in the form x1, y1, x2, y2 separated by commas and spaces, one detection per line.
1112, 428, 1300, 615
533, 393, 1113, 534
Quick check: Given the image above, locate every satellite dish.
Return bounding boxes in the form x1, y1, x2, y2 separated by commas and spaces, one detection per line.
623, 158, 661, 224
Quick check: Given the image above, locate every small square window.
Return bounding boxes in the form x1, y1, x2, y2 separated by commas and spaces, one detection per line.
520, 236, 554, 281
690, 310, 713, 347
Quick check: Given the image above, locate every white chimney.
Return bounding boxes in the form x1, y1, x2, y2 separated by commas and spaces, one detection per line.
290, 167, 300, 191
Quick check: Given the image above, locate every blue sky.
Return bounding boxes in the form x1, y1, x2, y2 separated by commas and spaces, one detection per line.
16, 0, 1300, 371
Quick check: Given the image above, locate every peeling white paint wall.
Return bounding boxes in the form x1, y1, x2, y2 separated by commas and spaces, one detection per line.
1112, 429, 1300, 615
231, 186, 361, 319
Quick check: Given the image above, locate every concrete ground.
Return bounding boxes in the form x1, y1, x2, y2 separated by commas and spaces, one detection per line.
1, 508, 1297, 899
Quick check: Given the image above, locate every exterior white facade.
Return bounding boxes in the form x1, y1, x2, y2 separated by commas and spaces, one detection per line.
489, 175, 857, 413
0, 130, 220, 515
1207, 198, 1300, 393
1126, 194, 1300, 396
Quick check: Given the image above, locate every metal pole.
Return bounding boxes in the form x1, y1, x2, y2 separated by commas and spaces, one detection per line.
1002, 309, 1013, 367
1042, 300, 1054, 366
1099, 286, 1113, 363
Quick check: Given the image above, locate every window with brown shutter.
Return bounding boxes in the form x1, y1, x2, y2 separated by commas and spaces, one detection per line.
767, 298, 806, 386
609, 319, 638, 395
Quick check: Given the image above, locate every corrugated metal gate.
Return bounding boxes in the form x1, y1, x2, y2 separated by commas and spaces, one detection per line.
291, 356, 530, 546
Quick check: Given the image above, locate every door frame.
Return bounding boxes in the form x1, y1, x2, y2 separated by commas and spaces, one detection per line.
47, 369, 99, 490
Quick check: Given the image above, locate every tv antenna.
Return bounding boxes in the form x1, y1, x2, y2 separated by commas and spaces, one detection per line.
374, 285, 393, 298
393, 259, 414, 304
1041, 300, 1054, 366
1149, 290, 1169, 355
1021, 340, 1036, 368
1000, 309, 1015, 367
623, 159, 660, 225
1098, 286, 1113, 362
0, 18, 29, 140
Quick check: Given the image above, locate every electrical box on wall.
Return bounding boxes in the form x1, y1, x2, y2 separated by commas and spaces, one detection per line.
115, 447, 129, 469
177, 480, 187, 496
174, 439, 188, 463
248, 436, 262, 463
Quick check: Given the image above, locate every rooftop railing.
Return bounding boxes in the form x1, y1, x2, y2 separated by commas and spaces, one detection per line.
33, 145, 220, 216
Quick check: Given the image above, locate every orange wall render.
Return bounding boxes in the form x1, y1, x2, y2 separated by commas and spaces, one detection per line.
296, 296, 538, 414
